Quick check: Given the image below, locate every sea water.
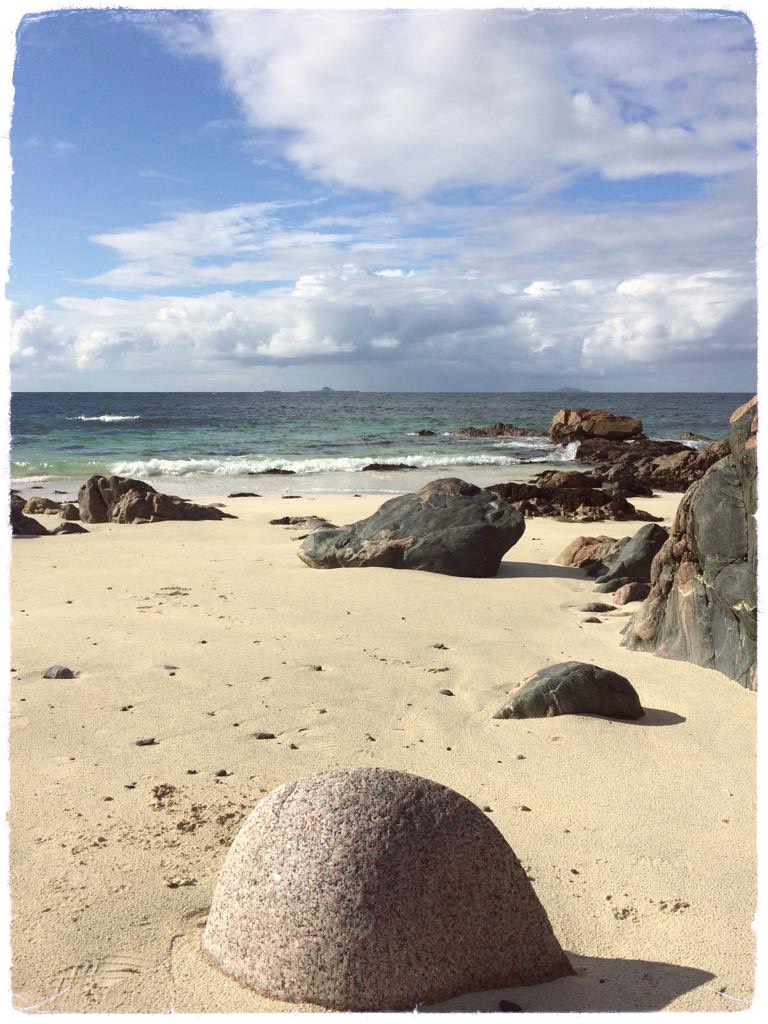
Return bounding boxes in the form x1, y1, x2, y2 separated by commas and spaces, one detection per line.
10, 391, 751, 498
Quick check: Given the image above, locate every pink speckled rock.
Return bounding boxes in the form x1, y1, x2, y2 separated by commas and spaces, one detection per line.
202, 767, 572, 1010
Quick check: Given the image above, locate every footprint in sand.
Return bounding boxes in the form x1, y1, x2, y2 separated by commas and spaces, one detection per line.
48, 951, 153, 1001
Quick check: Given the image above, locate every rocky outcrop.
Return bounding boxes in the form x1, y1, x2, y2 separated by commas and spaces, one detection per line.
11, 494, 49, 537
454, 422, 543, 439
493, 662, 643, 721
298, 478, 525, 576
416, 429, 436, 436
576, 437, 730, 492
623, 396, 757, 689
52, 522, 89, 535
487, 481, 660, 523
203, 767, 572, 1009
78, 475, 236, 525
549, 408, 643, 444
678, 431, 711, 441
362, 463, 413, 471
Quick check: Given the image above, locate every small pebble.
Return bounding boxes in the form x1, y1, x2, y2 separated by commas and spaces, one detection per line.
42, 665, 75, 680
135, 737, 157, 747
438, 688, 454, 696
516, 754, 526, 760
520, 805, 532, 812
253, 731, 275, 740
214, 769, 230, 777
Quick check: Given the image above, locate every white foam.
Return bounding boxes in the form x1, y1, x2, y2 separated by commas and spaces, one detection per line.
68, 414, 141, 422
109, 452, 535, 478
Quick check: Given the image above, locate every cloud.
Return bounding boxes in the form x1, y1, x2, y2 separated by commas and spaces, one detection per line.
156, 9, 755, 197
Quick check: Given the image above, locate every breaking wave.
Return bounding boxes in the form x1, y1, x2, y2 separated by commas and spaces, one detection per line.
109, 449, 581, 478
68, 414, 142, 423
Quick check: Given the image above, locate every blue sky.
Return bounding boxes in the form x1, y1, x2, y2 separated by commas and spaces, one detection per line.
8, 7, 757, 391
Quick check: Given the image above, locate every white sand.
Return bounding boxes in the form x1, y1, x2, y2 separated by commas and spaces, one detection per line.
9, 491, 756, 1012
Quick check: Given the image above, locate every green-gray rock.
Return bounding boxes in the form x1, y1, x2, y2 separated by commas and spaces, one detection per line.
494, 661, 644, 720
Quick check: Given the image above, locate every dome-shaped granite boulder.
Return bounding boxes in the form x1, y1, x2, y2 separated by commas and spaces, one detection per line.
202, 767, 572, 1010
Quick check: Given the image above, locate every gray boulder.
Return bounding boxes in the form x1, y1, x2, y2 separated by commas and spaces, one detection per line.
494, 661, 644, 720
203, 767, 572, 1009
298, 478, 525, 577
79, 475, 237, 524
624, 396, 757, 689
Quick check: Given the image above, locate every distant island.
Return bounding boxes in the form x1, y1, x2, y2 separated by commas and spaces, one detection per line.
550, 387, 590, 394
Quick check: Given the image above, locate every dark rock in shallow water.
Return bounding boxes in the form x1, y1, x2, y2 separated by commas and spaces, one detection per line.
454, 422, 542, 439
52, 522, 89, 535
298, 478, 525, 577
494, 662, 643, 720
361, 463, 414, 471
227, 491, 261, 498
78, 475, 236, 524
416, 429, 436, 436
42, 665, 75, 679
10, 494, 49, 537
549, 408, 643, 444
202, 767, 572, 1009
678, 431, 712, 441
252, 468, 295, 475
624, 396, 757, 689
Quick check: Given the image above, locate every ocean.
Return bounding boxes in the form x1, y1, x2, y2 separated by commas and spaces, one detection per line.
10, 391, 751, 498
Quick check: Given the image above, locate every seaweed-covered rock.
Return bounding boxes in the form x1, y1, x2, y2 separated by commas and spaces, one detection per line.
493, 661, 643, 720
203, 767, 572, 1010
299, 478, 524, 577
78, 475, 236, 525
624, 396, 757, 689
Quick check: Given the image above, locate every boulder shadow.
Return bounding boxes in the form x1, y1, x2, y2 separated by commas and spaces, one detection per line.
496, 561, 586, 581
628, 707, 686, 727
423, 953, 717, 1013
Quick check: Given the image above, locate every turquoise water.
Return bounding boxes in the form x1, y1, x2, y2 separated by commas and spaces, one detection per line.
11, 391, 750, 496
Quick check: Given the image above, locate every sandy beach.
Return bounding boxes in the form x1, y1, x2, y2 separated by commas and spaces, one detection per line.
9, 490, 756, 1012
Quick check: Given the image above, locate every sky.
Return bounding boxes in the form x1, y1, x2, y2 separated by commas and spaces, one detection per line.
6, 6, 758, 392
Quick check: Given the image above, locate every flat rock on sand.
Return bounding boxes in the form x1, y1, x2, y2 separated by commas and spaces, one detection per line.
298, 477, 525, 577
202, 767, 572, 1010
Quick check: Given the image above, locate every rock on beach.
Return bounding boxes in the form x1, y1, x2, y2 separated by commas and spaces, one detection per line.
202, 767, 572, 1010
298, 478, 525, 577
